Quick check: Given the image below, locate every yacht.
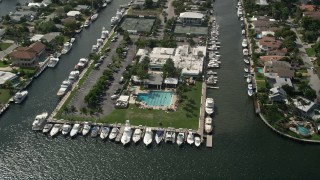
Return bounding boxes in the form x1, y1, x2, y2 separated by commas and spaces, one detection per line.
82, 122, 91, 136
132, 128, 142, 143
207, 70, 217, 75
187, 131, 194, 145
70, 38, 75, 44
176, 132, 185, 146
61, 124, 71, 136
248, 89, 254, 96
242, 39, 248, 48
102, 2, 107, 7
32, 112, 48, 130
248, 83, 253, 90
155, 129, 164, 144
57, 80, 71, 97
165, 129, 176, 143
91, 126, 100, 137
96, 38, 103, 47
244, 67, 249, 73
240, 17, 244, 21
61, 42, 72, 54
242, 29, 246, 35
42, 123, 53, 134
205, 98, 214, 115
91, 45, 98, 53
111, 16, 119, 26
106, 0, 112, 4
194, 135, 201, 147
109, 127, 119, 140
68, 71, 80, 83
243, 48, 249, 56
143, 127, 153, 146
91, 13, 99, 21
14, 90, 28, 104
47, 57, 59, 68
83, 19, 90, 28
101, 27, 109, 39
70, 124, 80, 138
244, 59, 250, 64
247, 76, 252, 83
100, 126, 110, 140
206, 76, 217, 85
121, 120, 132, 146
205, 117, 213, 133
50, 124, 62, 137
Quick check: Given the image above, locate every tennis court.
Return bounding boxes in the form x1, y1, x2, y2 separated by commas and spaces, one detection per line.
121, 18, 155, 33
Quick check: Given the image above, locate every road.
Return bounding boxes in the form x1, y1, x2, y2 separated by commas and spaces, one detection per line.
0, 42, 17, 60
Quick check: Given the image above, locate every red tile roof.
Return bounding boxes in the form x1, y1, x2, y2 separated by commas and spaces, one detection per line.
259, 36, 282, 50
260, 56, 285, 62
9, 42, 45, 60
10, 50, 36, 59
300, 4, 317, 12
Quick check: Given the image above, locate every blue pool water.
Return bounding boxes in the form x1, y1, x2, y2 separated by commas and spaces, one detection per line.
137, 91, 173, 106
257, 67, 263, 73
297, 126, 310, 136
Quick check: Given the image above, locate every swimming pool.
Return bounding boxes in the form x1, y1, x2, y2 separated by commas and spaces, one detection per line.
257, 67, 263, 74
137, 91, 173, 106
297, 126, 310, 136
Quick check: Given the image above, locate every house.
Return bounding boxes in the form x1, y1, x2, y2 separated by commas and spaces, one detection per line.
302, 11, 320, 21
265, 73, 293, 87
131, 74, 163, 89
132, 0, 158, 9
9, 10, 37, 22
264, 61, 294, 78
136, 49, 149, 57
259, 56, 285, 64
267, 48, 287, 56
292, 97, 317, 118
74, 5, 89, 11
269, 86, 287, 102
251, 16, 276, 31
178, 12, 204, 25
299, 4, 317, 12
258, 36, 282, 52
164, 77, 178, 88
67, 11, 80, 17
41, 32, 61, 43
9, 42, 46, 67
0, 71, 18, 87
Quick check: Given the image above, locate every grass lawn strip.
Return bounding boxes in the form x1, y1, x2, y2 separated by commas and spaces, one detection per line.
0, 89, 11, 104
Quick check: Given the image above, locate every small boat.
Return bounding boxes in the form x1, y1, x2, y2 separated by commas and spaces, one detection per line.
246, 76, 252, 83
242, 29, 246, 35
194, 136, 201, 147
91, 13, 99, 21
187, 131, 194, 145
143, 127, 153, 146
32, 112, 48, 130
205, 98, 214, 115
83, 19, 90, 28
121, 120, 132, 146
47, 57, 59, 68
244, 59, 250, 64
106, 0, 112, 4
248, 83, 253, 90
50, 124, 62, 137
42, 123, 53, 134
155, 129, 164, 144
243, 48, 249, 56
132, 128, 142, 143
68, 71, 80, 83
70, 124, 80, 138
14, 90, 28, 104
205, 117, 213, 133
100, 126, 110, 140
61, 124, 71, 136
176, 132, 185, 146
82, 122, 91, 136
61, 42, 72, 54
57, 80, 71, 97
207, 70, 217, 75
109, 127, 119, 140
91, 126, 100, 137
102, 2, 107, 7
244, 68, 249, 73
248, 89, 254, 96
242, 39, 248, 48
165, 129, 176, 143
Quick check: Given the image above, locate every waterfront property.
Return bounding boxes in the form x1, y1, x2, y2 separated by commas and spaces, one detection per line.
9, 42, 46, 67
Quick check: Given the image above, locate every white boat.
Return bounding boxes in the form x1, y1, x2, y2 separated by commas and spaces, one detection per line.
248, 89, 254, 96
91, 13, 99, 21
83, 19, 90, 28
243, 48, 249, 56
109, 127, 119, 140
42, 123, 53, 134
57, 80, 71, 97
242, 39, 248, 48
50, 124, 62, 137
207, 70, 217, 75
102, 2, 107, 7
187, 131, 194, 145
82, 122, 91, 136
70, 124, 80, 137
14, 90, 28, 104
100, 126, 110, 140
205, 98, 214, 115
246, 76, 252, 83
70, 38, 75, 43
165, 130, 176, 143
244, 67, 249, 73
240, 17, 244, 21
155, 129, 164, 144
47, 57, 59, 68
106, 0, 112, 3
195, 136, 201, 147
242, 29, 246, 35
121, 120, 132, 146
61, 42, 72, 54
205, 117, 213, 133
248, 83, 253, 90
91, 45, 98, 53
96, 38, 103, 47
61, 124, 71, 136
90, 126, 100, 137
244, 59, 250, 64
101, 29, 109, 39
111, 16, 119, 26
68, 71, 80, 83
143, 127, 153, 146
176, 132, 185, 146
32, 112, 48, 130
132, 128, 142, 143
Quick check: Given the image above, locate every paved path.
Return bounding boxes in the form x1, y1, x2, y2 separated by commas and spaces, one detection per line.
0, 43, 17, 60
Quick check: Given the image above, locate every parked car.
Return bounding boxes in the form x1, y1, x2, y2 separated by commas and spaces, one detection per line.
94, 63, 101, 69
111, 94, 119, 100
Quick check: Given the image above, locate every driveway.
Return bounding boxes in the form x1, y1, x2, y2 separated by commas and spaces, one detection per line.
0, 43, 17, 60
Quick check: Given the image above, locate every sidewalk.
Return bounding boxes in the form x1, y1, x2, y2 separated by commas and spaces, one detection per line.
0, 42, 17, 60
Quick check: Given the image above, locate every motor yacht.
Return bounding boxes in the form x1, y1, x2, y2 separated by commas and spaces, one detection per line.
111, 16, 119, 26
242, 29, 246, 35
205, 98, 214, 115
32, 112, 48, 131
61, 124, 71, 136
248, 83, 253, 90
96, 38, 103, 47
121, 120, 132, 146
176, 132, 185, 146
82, 122, 91, 136
61, 42, 72, 54
100, 126, 110, 140
155, 129, 164, 144
68, 71, 80, 83
102, 2, 107, 8
106, 0, 112, 4
91, 45, 98, 53
248, 89, 254, 96
187, 131, 194, 145
70, 124, 80, 138
165, 129, 176, 143
47, 56, 59, 68
242, 39, 248, 48
14, 90, 28, 104
247, 76, 252, 83
57, 80, 71, 97
243, 48, 249, 56
132, 128, 142, 143
91, 13, 99, 21
143, 127, 153, 146
91, 126, 100, 137
101, 27, 109, 39
109, 127, 119, 140
50, 124, 62, 137
83, 19, 90, 28
42, 123, 53, 134
205, 117, 213, 133
244, 59, 250, 64
194, 135, 201, 147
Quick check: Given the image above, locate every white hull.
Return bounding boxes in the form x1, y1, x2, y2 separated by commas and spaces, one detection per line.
187, 132, 194, 145
70, 124, 80, 137
32, 112, 48, 130
100, 127, 110, 140
14, 91, 28, 104
109, 127, 119, 140
50, 124, 61, 137
143, 128, 153, 146
195, 137, 201, 147
132, 129, 142, 143
177, 133, 185, 146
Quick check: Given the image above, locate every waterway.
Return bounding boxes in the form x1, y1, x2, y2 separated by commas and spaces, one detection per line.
0, 0, 319, 179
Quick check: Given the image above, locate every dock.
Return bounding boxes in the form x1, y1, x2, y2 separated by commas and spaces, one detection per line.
206, 135, 213, 148
115, 125, 125, 143
34, 57, 50, 78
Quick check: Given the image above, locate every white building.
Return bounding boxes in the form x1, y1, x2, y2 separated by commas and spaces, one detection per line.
269, 86, 287, 102
292, 97, 317, 118
67, 11, 81, 17
0, 71, 18, 86
179, 12, 204, 25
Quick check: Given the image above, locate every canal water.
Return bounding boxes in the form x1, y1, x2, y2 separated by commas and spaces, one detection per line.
0, 0, 319, 179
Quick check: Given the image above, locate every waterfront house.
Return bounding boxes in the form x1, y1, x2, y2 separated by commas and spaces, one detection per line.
178, 12, 204, 25
299, 4, 317, 12
67, 11, 80, 17
265, 73, 293, 88
251, 16, 276, 31
256, 0, 268, 5
292, 97, 317, 118
9, 42, 46, 67
259, 56, 285, 64
9, 10, 37, 22
258, 36, 282, 52
264, 61, 294, 78
132, 0, 158, 9
302, 11, 320, 21
136, 49, 149, 57
269, 86, 287, 102
0, 71, 18, 87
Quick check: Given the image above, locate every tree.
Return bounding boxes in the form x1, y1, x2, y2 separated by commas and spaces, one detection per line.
70, 105, 77, 113
162, 58, 177, 79
3, 80, 14, 95
123, 30, 131, 43
282, 84, 294, 96
145, 0, 153, 8
80, 107, 88, 115
63, 106, 70, 115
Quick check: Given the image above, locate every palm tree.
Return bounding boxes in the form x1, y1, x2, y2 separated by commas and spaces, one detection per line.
70, 105, 77, 114
63, 106, 70, 115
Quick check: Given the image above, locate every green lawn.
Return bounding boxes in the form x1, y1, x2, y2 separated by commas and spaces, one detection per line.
305, 48, 316, 57
0, 43, 12, 51
256, 72, 265, 81
0, 61, 9, 67
0, 89, 11, 104
256, 80, 266, 92
59, 82, 203, 129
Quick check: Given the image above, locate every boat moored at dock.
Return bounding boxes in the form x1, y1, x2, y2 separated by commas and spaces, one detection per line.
82, 122, 91, 136
70, 124, 80, 138
13, 90, 28, 104
47, 57, 60, 68
143, 127, 153, 146
176, 132, 185, 146
121, 120, 132, 146
50, 124, 62, 137
109, 127, 119, 140
100, 126, 110, 140
32, 112, 48, 131
42, 123, 53, 134
62, 124, 72, 136
187, 131, 194, 145
155, 129, 164, 144
90, 126, 100, 138
165, 129, 176, 143
205, 98, 214, 115
205, 117, 213, 134
132, 128, 142, 143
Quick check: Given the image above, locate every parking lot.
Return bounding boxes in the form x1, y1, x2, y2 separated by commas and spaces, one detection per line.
70, 35, 137, 116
